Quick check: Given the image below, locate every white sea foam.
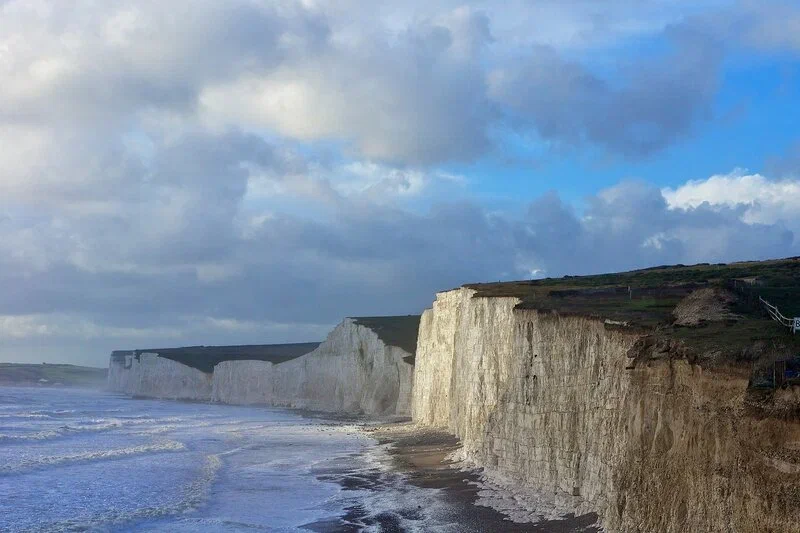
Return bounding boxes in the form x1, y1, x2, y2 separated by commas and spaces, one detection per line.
31, 409, 76, 416
0, 415, 195, 443
1, 440, 186, 474
0, 429, 62, 442
0, 388, 468, 533
23, 452, 231, 533
131, 420, 215, 436
313, 442, 462, 533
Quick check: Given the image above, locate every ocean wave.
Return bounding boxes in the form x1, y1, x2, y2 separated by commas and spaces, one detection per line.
0, 440, 187, 475
0, 416, 192, 443
0, 429, 65, 442
19, 452, 224, 533
315, 444, 458, 533
131, 420, 215, 436
30, 409, 76, 416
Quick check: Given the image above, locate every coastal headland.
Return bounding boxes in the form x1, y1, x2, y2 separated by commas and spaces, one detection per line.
108, 257, 800, 532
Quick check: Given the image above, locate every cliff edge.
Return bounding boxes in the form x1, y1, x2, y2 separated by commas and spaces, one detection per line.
413, 259, 800, 532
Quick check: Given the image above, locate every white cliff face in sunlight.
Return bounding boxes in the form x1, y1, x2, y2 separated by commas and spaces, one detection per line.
411, 287, 800, 532
108, 318, 414, 416
212, 318, 414, 416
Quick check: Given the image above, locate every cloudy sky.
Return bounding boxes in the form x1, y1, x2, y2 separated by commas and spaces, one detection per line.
1, 0, 799, 366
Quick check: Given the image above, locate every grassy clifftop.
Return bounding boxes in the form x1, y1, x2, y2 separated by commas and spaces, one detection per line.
467, 257, 800, 320
351, 315, 421, 356
112, 343, 321, 374
466, 257, 800, 367
0, 363, 107, 388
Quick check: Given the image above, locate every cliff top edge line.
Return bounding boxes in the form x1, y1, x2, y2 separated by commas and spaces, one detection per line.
458, 256, 800, 370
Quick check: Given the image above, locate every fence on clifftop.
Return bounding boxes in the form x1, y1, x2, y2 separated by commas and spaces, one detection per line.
728, 278, 800, 334
759, 296, 798, 332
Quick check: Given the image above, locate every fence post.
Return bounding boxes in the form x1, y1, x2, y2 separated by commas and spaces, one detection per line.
775, 360, 787, 388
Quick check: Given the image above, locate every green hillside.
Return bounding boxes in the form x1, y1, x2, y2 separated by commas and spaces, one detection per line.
0, 363, 107, 388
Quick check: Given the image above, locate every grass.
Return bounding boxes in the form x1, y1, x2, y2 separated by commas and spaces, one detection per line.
112, 343, 321, 374
666, 319, 800, 361
351, 315, 421, 360
465, 257, 800, 365
0, 363, 107, 388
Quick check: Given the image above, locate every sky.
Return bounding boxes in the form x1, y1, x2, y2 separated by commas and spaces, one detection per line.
1, 0, 799, 366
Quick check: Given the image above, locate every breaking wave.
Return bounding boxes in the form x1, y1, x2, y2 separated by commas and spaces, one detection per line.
0, 440, 187, 475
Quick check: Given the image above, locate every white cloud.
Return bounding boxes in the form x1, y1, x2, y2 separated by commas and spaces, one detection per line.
0, 314, 184, 341
2, 165, 799, 365
199, 6, 494, 165
662, 170, 800, 231
202, 317, 332, 338
0, 313, 333, 349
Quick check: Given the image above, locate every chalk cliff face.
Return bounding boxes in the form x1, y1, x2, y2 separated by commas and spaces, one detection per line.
412, 288, 800, 532
108, 317, 414, 416
108, 352, 212, 401
212, 318, 414, 416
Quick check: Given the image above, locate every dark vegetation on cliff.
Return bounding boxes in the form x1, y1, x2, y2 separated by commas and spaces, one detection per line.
467, 257, 800, 374
0, 363, 107, 388
112, 343, 321, 374
352, 315, 421, 362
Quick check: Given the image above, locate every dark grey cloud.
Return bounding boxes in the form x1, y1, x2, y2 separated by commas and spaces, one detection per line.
0, 1, 330, 126
2, 0, 800, 367
2, 141, 797, 367
1, 0, 795, 170
488, 29, 722, 157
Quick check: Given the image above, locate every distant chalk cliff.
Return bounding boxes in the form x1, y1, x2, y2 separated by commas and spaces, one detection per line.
108, 316, 418, 416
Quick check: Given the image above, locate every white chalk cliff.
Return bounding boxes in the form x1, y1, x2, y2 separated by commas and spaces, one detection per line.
106, 284, 799, 531
107, 352, 212, 401
412, 287, 800, 533
108, 317, 415, 417
212, 318, 414, 416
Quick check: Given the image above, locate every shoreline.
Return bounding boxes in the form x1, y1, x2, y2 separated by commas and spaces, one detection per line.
365, 423, 601, 533
304, 418, 601, 532
82, 395, 602, 531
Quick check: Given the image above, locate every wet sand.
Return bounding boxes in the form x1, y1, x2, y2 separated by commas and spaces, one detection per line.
304, 420, 600, 532
368, 424, 600, 532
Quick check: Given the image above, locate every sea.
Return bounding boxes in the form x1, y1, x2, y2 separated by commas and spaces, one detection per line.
0, 387, 457, 532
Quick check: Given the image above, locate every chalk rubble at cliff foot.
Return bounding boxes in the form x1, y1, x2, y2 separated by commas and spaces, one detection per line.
212, 317, 417, 417
108, 352, 212, 401
412, 287, 800, 533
